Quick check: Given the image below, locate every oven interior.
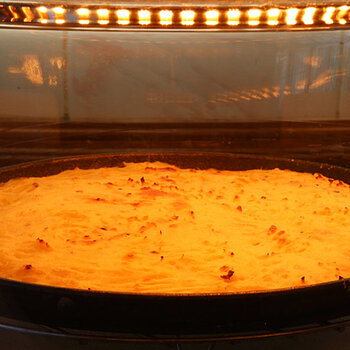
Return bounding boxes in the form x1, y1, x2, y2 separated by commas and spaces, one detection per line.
1, 1, 350, 349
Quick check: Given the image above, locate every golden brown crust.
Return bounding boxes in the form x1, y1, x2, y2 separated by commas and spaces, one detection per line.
0, 162, 349, 294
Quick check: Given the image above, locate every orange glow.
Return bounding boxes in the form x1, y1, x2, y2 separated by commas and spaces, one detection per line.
205, 10, 219, 25
337, 5, 349, 24
248, 9, 261, 26
116, 9, 130, 25
227, 9, 240, 25
322, 7, 335, 24
302, 7, 316, 25
37, 6, 48, 23
2, 4, 350, 28
8, 5, 20, 21
286, 8, 299, 25
22, 6, 34, 22
97, 9, 109, 25
53, 7, 65, 24
267, 8, 280, 26
138, 10, 151, 25
37, 6, 47, 13
159, 10, 172, 25
77, 8, 89, 15
181, 10, 195, 25
77, 8, 90, 25
53, 7, 64, 15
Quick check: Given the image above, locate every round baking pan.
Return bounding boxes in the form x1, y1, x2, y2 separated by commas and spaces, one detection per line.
0, 152, 350, 340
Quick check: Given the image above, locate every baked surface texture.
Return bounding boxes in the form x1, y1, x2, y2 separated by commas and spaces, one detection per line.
0, 161, 349, 294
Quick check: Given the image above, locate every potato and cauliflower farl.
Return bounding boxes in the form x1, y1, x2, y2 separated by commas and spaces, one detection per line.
0, 162, 349, 294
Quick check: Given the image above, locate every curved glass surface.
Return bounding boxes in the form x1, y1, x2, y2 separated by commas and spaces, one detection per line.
0, 26, 350, 167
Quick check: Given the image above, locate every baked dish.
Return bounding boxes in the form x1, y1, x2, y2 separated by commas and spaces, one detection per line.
0, 161, 349, 294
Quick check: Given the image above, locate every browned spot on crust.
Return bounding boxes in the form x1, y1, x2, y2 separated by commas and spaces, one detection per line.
139, 188, 170, 197
67, 239, 97, 245
160, 176, 175, 183
138, 222, 156, 233
130, 202, 140, 207
36, 238, 50, 248
145, 167, 177, 172
91, 198, 107, 203
277, 237, 289, 246
220, 270, 234, 280
267, 225, 277, 235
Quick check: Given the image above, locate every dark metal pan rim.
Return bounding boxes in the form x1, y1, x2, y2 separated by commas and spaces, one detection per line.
2, 317, 350, 342
0, 151, 346, 178
0, 274, 349, 298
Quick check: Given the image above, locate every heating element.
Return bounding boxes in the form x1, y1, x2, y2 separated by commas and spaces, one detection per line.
1, 3, 350, 29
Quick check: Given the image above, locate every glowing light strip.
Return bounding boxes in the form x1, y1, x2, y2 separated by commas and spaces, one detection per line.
77, 7, 89, 25
116, 9, 129, 25
159, 9, 172, 25
21, 6, 34, 22
53, 7, 65, 24
337, 5, 349, 24
205, 10, 219, 25
227, 9, 240, 25
302, 7, 316, 24
0, 4, 349, 28
8, 5, 20, 21
248, 8, 261, 26
97, 8, 109, 25
267, 8, 280, 26
181, 10, 195, 25
322, 6, 335, 24
36, 6, 48, 23
285, 8, 299, 25
138, 9, 151, 25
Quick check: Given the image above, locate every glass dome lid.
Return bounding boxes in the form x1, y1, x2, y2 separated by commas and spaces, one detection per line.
1, 0, 350, 30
